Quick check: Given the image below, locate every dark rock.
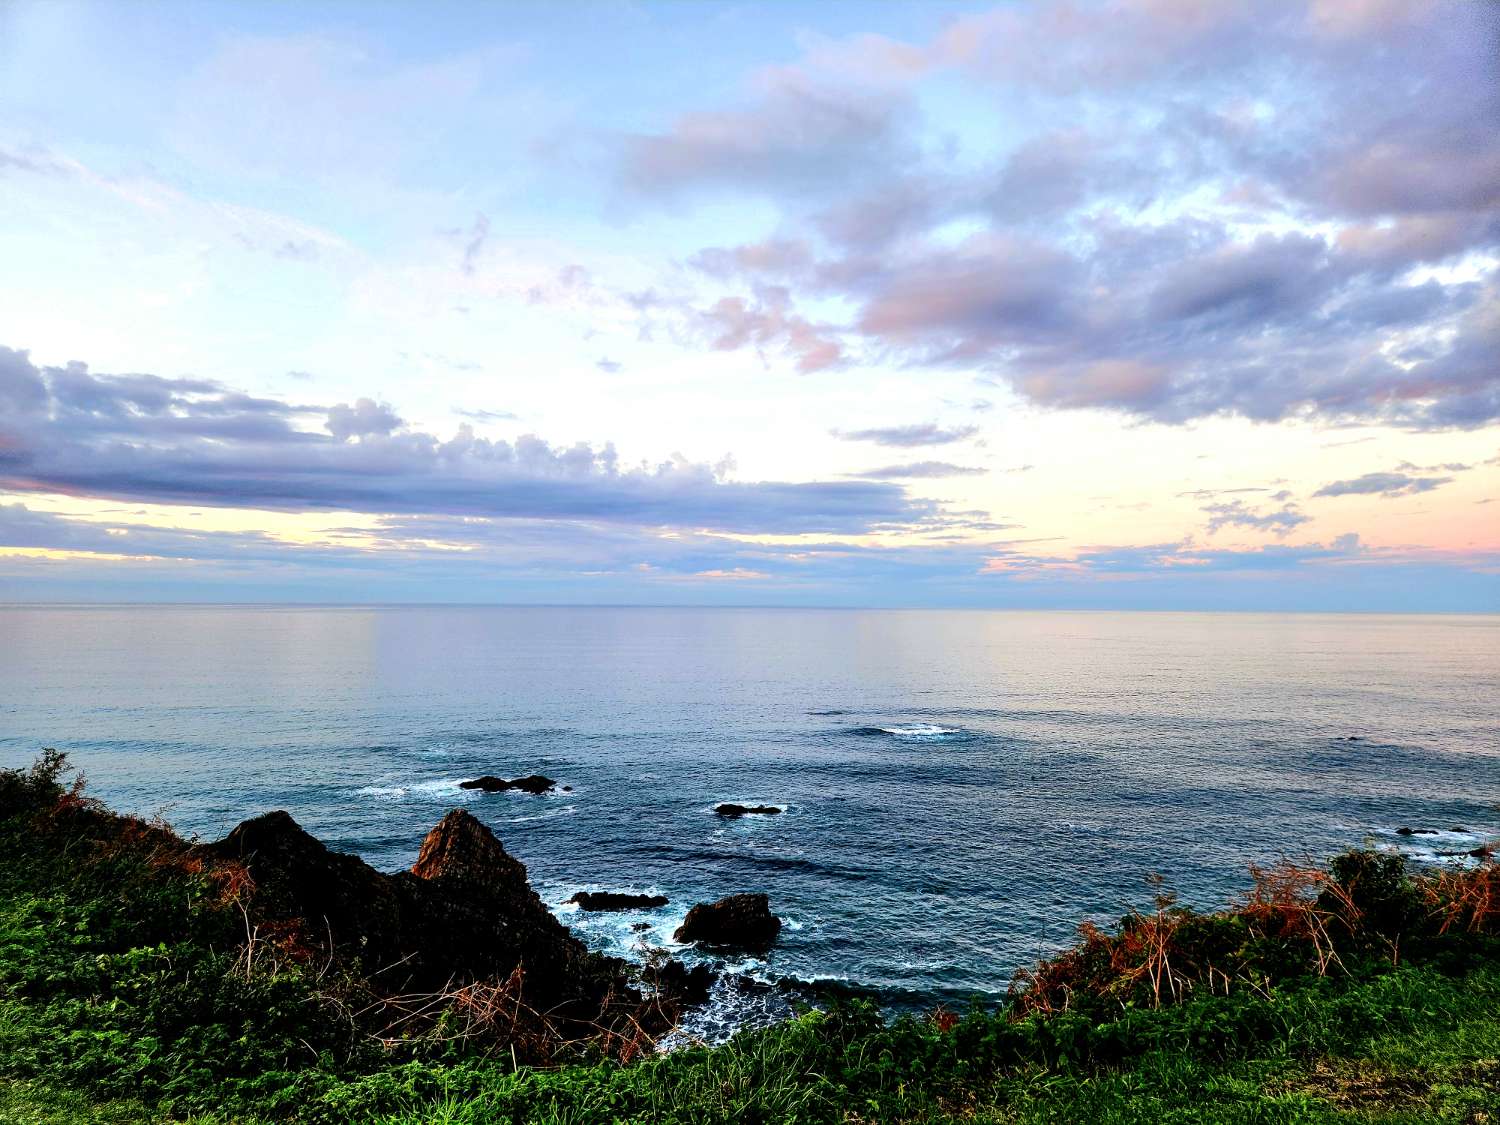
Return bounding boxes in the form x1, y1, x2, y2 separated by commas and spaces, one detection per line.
107, 803, 711, 1061
204, 808, 584, 995
509, 774, 557, 794
568, 891, 669, 911
631, 921, 652, 932
459, 774, 555, 794
652, 959, 714, 1006
673, 893, 781, 950
715, 803, 782, 818
1396, 827, 1438, 836
459, 775, 509, 791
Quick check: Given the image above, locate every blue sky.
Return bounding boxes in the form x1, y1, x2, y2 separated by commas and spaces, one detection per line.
1, 0, 1497, 608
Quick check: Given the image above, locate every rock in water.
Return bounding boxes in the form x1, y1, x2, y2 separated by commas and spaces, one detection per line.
459, 775, 509, 791
674, 893, 781, 950
508, 775, 556, 794
715, 803, 782, 818
568, 891, 669, 911
459, 774, 556, 794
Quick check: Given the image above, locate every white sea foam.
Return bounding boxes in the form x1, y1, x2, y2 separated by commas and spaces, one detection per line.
352, 778, 478, 801
1381, 824, 1496, 866
880, 723, 963, 738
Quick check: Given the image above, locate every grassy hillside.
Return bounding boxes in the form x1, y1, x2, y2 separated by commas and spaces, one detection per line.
1, 751, 1495, 1124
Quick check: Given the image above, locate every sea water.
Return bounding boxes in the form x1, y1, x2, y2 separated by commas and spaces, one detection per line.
2, 606, 1496, 1024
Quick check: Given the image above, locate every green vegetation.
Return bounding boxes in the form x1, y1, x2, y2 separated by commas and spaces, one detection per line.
1, 751, 1496, 1124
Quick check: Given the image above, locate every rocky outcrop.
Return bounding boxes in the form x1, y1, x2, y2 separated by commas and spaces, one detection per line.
674, 893, 781, 950
197, 807, 721, 1057
569, 891, 669, 911
715, 803, 782, 818
204, 808, 588, 996
459, 775, 556, 794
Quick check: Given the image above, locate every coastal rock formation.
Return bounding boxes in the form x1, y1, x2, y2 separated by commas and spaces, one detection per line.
204, 808, 588, 997
460, 774, 556, 794
674, 893, 781, 950
569, 891, 669, 911
1396, 827, 1438, 836
16, 792, 716, 1061
715, 803, 782, 818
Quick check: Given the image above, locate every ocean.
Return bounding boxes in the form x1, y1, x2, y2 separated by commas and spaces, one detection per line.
2, 606, 1497, 1030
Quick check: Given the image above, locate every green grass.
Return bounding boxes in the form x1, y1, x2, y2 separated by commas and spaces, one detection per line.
1, 753, 1496, 1124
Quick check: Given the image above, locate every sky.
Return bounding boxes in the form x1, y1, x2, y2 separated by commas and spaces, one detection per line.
0, 0, 1497, 609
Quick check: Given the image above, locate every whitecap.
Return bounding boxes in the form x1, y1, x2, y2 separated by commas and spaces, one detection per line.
354, 785, 408, 799
351, 777, 478, 802
880, 723, 963, 738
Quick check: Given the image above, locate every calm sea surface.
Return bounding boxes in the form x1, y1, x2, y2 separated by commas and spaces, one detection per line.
2, 607, 1497, 1018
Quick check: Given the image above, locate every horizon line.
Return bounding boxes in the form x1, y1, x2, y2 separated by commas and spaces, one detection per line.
1, 601, 1496, 616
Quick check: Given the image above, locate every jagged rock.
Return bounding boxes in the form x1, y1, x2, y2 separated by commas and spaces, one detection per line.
674, 893, 781, 950
459, 774, 556, 794
652, 959, 714, 1006
39, 783, 710, 1061
1396, 827, 1438, 836
716, 803, 782, 818
203, 807, 587, 997
412, 808, 530, 891
568, 891, 669, 911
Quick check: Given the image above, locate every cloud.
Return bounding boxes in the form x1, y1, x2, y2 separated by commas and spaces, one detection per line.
848, 461, 987, 479
619, 62, 918, 202
682, 568, 770, 581
700, 287, 843, 372
460, 213, 490, 276
623, 1, 1500, 427
0, 146, 72, 176
325, 398, 403, 441
833, 423, 979, 447
0, 345, 930, 535
1313, 471, 1454, 498
1201, 498, 1311, 537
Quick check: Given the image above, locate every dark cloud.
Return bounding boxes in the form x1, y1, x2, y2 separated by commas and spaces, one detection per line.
1313, 471, 1454, 498
621, 2, 1500, 429
833, 422, 979, 447
848, 461, 987, 479
0, 345, 928, 535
